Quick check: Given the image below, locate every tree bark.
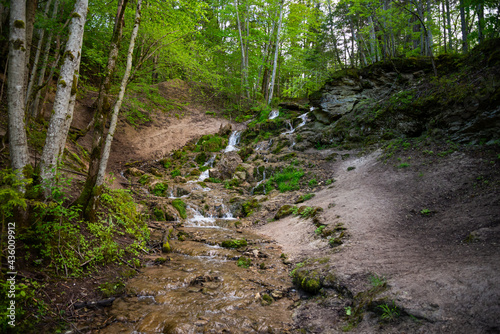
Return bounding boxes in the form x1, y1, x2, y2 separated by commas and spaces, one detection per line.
477, 1, 484, 44
24, 0, 38, 96
32, 0, 60, 118
460, 0, 468, 53
26, 0, 53, 112
8, 0, 30, 179
234, 0, 247, 100
77, 0, 129, 209
268, 0, 284, 105
39, 0, 88, 197
445, 0, 453, 51
96, 0, 143, 188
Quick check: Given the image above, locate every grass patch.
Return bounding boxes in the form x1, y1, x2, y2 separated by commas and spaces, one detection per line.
266, 165, 304, 193
172, 199, 187, 219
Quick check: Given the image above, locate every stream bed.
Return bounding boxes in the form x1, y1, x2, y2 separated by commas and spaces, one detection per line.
94, 220, 296, 333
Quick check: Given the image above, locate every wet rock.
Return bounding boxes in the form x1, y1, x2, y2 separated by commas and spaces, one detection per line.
271, 290, 283, 299
127, 167, 145, 177
234, 171, 246, 180
218, 123, 232, 136
278, 102, 309, 112
210, 152, 243, 180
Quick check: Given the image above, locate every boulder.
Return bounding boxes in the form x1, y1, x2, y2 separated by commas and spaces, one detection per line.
218, 123, 232, 136
209, 152, 243, 180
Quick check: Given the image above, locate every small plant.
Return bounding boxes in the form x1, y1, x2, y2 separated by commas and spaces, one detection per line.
152, 182, 168, 196
325, 178, 335, 185
170, 169, 181, 177
347, 166, 355, 171
378, 301, 400, 322
315, 225, 326, 235
397, 163, 410, 168
261, 293, 273, 305
420, 208, 431, 215
296, 193, 315, 203
308, 178, 318, 187
237, 256, 252, 268
369, 274, 386, 287
345, 306, 352, 316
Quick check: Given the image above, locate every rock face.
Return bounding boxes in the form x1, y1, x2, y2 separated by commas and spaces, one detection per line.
307, 42, 500, 146
210, 152, 243, 180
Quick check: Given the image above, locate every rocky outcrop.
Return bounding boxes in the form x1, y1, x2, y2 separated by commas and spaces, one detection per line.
307, 41, 500, 146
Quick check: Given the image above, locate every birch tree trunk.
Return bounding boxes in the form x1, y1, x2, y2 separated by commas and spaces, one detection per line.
95, 0, 143, 188
234, 0, 246, 100
7, 0, 30, 178
77, 0, 129, 209
477, 2, 484, 44
267, 0, 284, 106
31, 0, 60, 118
23, 0, 38, 97
39, 0, 88, 197
26, 0, 53, 112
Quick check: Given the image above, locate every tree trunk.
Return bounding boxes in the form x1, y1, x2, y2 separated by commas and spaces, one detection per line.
24, 0, 38, 97
442, 0, 447, 52
426, 0, 433, 54
268, 0, 283, 105
445, 0, 453, 51
96, 0, 143, 188
368, 16, 377, 62
477, 2, 484, 44
460, 0, 468, 53
7, 0, 30, 179
39, 0, 88, 197
234, 0, 247, 99
77, 0, 129, 209
32, 0, 60, 118
26, 0, 53, 112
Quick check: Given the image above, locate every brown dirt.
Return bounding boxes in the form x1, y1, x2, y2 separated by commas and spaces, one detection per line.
257, 144, 500, 333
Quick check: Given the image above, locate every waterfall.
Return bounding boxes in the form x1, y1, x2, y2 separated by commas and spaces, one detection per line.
282, 112, 308, 135
224, 131, 241, 153
269, 109, 279, 119
198, 170, 210, 182
186, 206, 217, 227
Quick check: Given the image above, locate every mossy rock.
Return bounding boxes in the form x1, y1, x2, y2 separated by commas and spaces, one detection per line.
162, 241, 171, 253
221, 239, 248, 248
292, 268, 322, 294
126, 167, 145, 177
275, 205, 296, 220
153, 207, 165, 221
195, 152, 207, 165
238, 147, 254, 161
237, 256, 252, 268
172, 199, 187, 219
189, 169, 201, 176
241, 198, 261, 217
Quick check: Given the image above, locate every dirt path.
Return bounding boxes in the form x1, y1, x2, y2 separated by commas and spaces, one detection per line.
258, 149, 500, 333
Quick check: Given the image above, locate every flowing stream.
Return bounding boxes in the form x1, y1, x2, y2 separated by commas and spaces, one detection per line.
91, 134, 295, 333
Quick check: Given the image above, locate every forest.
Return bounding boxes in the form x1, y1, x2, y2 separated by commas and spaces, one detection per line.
0, 0, 499, 332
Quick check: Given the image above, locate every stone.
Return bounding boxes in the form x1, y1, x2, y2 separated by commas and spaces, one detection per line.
209, 152, 243, 180
126, 167, 144, 177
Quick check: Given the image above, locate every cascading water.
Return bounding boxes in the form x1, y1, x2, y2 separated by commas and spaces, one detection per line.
282, 112, 308, 136
268, 109, 279, 119
198, 154, 216, 182
224, 131, 241, 152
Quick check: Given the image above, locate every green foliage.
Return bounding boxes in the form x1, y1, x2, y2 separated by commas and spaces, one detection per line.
152, 182, 168, 196
237, 256, 252, 268
224, 178, 241, 189
170, 169, 181, 177
139, 174, 152, 184
221, 239, 248, 248
369, 274, 387, 287
172, 199, 187, 219
296, 193, 315, 203
241, 198, 260, 217
0, 169, 30, 224
206, 177, 222, 183
377, 302, 401, 322
154, 207, 165, 220
308, 178, 318, 187
266, 165, 304, 193
315, 225, 326, 235
420, 208, 431, 215
195, 134, 227, 152
397, 163, 410, 168
0, 278, 47, 333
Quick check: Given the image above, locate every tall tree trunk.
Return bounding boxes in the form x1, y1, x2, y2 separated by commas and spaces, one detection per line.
77, 0, 129, 209
268, 0, 284, 106
368, 16, 377, 62
445, 0, 453, 51
96, 0, 143, 188
442, 0, 447, 52
32, 0, 60, 118
234, 0, 247, 100
477, 1, 484, 44
460, 0, 468, 53
24, 0, 38, 96
426, 0, 433, 54
7, 0, 30, 179
256, 19, 275, 99
39, 0, 88, 197
26, 0, 53, 112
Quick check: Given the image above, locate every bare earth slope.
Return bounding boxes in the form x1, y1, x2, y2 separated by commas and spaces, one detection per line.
258, 147, 500, 333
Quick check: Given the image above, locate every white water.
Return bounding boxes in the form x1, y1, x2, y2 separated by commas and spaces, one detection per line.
186, 207, 217, 227
269, 109, 279, 119
282, 112, 309, 135
224, 131, 242, 153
